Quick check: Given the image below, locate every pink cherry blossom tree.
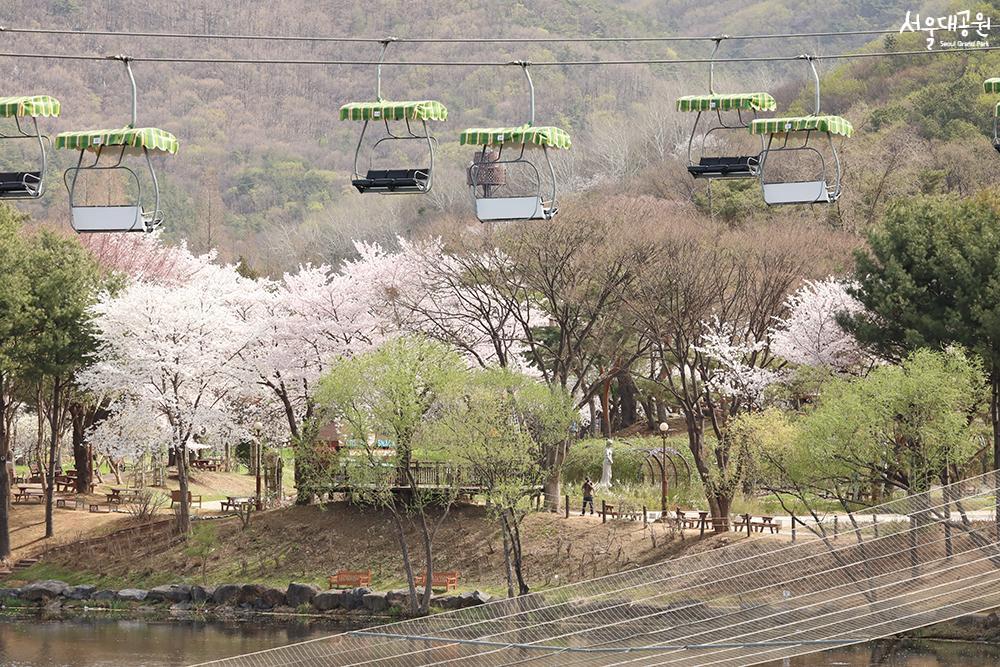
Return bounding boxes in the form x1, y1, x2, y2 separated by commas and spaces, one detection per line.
771, 278, 873, 374
79, 264, 257, 532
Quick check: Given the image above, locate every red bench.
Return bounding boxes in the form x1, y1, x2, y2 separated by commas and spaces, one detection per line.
414, 571, 460, 592
328, 570, 371, 589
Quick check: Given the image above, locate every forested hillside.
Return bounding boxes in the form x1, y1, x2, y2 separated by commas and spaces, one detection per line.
0, 0, 976, 271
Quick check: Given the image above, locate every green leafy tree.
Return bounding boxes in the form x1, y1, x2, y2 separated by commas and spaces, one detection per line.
789, 348, 984, 510
0, 204, 31, 561
428, 368, 576, 596
316, 336, 466, 614
844, 193, 1000, 475
22, 231, 100, 538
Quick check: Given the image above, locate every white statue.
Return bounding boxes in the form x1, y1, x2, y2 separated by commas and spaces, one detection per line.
598, 438, 614, 489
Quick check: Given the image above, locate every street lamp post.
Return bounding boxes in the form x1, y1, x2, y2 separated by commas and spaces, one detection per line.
253, 421, 263, 511
658, 421, 670, 515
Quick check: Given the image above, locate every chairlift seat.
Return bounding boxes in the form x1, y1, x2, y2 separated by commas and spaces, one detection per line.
687, 156, 759, 179
475, 195, 551, 222
0, 171, 41, 195
352, 168, 429, 193
762, 180, 831, 206
70, 205, 145, 233
994, 140, 1000, 154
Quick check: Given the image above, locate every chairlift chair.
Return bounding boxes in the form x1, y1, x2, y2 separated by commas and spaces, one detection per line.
749, 56, 852, 206
676, 37, 776, 180
55, 57, 178, 233
984, 79, 1000, 152
460, 63, 571, 223
0, 95, 60, 199
340, 38, 447, 195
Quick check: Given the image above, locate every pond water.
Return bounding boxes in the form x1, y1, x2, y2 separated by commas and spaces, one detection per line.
0, 617, 997, 667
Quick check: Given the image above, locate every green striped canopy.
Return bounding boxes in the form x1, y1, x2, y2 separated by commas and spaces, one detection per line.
459, 124, 571, 149
339, 100, 448, 122
676, 93, 777, 113
55, 127, 178, 154
0, 95, 60, 118
749, 115, 853, 138
986, 78, 1000, 93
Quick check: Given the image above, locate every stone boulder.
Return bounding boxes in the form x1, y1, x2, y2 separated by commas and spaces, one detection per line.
93, 590, 117, 601
312, 590, 342, 611
457, 590, 492, 608
116, 588, 148, 602
432, 594, 463, 611
256, 587, 286, 610
0, 587, 21, 600
212, 584, 242, 605
341, 587, 371, 611
286, 582, 320, 607
362, 592, 389, 613
20, 580, 69, 601
147, 584, 192, 604
385, 589, 410, 608
190, 585, 213, 604
64, 585, 96, 601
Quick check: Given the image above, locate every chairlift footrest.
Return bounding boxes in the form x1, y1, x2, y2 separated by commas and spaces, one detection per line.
0, 171, 42, 197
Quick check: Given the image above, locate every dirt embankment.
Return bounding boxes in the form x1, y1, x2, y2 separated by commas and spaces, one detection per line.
34, 502, 709, 592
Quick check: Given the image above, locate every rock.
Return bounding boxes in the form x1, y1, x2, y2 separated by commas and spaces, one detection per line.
257, 587, 286, 610
433, 594, 463, 611
286, 582, 320, 607
20, 580, 69, 601
362, 592, 389, 613
212, 584, 242, 605
116, 588, 148, 602
93, 590, 117, 601
342, 587, 371, 611
385, 589, 410, 608
190, 585, 213, 604
458, 590, 492, 608
312, 590, 342, 611
64, 585, 96, 601
147, 584, 191, 604
0, 587, 21, 600
986, 611, 1000, 629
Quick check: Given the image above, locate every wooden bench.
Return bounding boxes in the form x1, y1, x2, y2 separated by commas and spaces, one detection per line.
170, 490, 202, 508
56, 497, 86, 510
13, 491, 44, 504
414, 571, 460, 592
89, 503, 114, 513
328, 570, 372, 589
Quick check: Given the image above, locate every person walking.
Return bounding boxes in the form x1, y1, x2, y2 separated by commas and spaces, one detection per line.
581, 477, 595, 515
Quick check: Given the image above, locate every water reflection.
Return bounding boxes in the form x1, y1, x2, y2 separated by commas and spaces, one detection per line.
0, 618, 997, 667
0, 616, 336, 667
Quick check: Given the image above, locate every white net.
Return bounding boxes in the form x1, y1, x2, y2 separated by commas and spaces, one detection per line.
190, 471, 1000, 667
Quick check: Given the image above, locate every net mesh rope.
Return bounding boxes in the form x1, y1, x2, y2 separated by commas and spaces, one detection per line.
190, 471, 1000, 667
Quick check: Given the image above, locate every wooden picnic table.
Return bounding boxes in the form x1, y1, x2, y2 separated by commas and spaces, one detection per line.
220, 496, 253, 512
13, 484, 44, 504
106, 487, 142, 505
192, 458, 222, 471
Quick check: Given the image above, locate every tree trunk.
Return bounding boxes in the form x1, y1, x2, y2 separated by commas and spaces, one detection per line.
176, 443, 191, 534
389, 508, 419, 614
991, 368, 1000, 541
0, 378, 10, 561
504, 509, 529, 595
501, 520, 515, 598
44, 379, 61, 539
417, 510, 434, 614
684, 413, 730, 533
616, 371, 639, 428
69, 403, 93, 493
